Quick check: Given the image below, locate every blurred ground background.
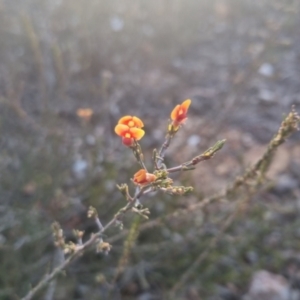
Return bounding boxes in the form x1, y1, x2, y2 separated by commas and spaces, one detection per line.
0, 0, 300, 299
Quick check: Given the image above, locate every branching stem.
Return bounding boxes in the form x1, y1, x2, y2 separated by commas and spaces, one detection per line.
21, 186, 148, 300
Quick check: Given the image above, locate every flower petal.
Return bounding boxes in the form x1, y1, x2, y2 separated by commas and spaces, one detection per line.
132, 116, 144, 128
133, 169, 147, 183
130, 128, 145, 140
118, 116, 133, 125
170, 104, 180, 121
115, 124, 129, 137
145, 173, 157, 183
135, 169, 146, 179
181, 99, 191, 111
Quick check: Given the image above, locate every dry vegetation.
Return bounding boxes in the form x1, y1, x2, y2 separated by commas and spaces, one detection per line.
0, 0, 300, 299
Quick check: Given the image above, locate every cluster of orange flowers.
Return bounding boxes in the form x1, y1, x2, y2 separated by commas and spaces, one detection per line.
114, 99, 191, 185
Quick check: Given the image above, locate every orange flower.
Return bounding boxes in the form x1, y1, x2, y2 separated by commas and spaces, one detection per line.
170, 99, 191, 130
76, 108, 94, 121
118, 116, 144, 128
133, 169, 156, 186
115, 124, 145, 146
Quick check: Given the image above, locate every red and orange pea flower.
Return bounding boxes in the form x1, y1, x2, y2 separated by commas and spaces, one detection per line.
133, 169, 157, 186
115, 116, 145, 146
170, 99, 191, 131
